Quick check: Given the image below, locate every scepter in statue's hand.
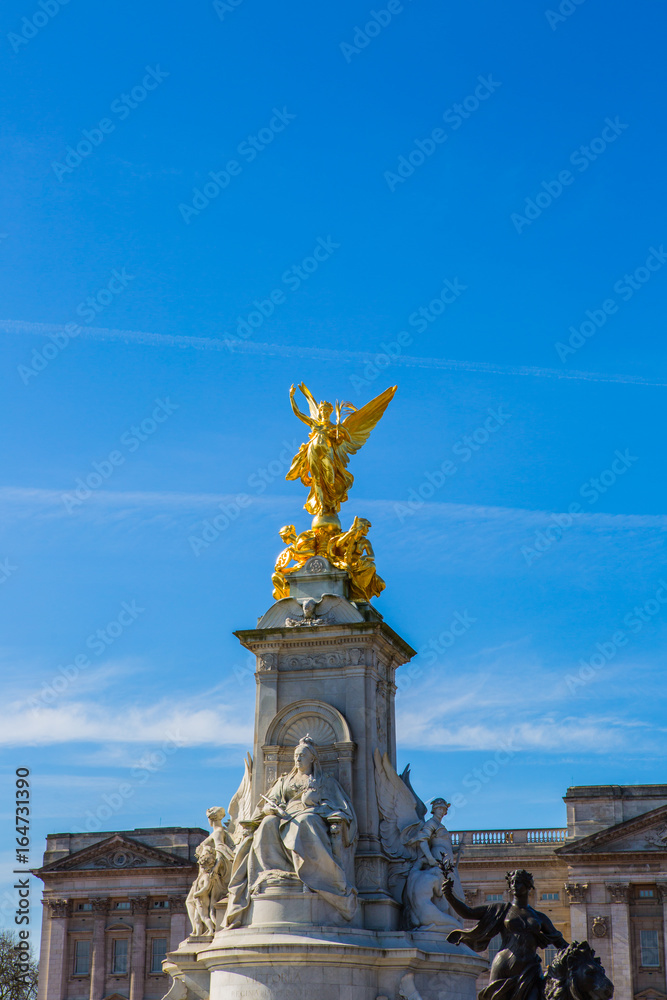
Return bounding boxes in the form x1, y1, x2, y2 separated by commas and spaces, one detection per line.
438, 858, 456, 898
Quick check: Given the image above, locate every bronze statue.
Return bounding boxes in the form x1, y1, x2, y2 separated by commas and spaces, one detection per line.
444, 869, 613, 1000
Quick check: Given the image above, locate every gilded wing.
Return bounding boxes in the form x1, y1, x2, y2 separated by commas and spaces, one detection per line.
373, 748, 421, 860
298, 382, 320, 420
340, 385, 397, 455
225, 752, 253, 846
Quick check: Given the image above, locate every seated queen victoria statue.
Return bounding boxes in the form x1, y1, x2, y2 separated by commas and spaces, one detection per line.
224, 736, 358, 927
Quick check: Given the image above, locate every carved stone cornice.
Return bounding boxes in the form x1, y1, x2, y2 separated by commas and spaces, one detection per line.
606, 883, 630, 903
564, 882, 589, 903
131, 896, 149, 915
167, 895, 186, 913
91, 897, 111, 915
45, 898, 69, 918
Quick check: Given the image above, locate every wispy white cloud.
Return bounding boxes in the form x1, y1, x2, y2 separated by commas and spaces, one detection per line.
0, 699, 252, 748
4, 318, 667, 387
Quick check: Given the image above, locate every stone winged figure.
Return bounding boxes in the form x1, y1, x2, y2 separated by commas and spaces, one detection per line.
373, 749, 463, 930
286, 383, 396, 523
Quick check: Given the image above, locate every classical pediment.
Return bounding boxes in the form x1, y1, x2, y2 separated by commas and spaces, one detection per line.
556, 803, 667, 857
37, 833, 195, 873
635, 989, 667, 1000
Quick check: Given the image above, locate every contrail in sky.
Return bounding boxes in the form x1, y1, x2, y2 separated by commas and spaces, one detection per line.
2, 319, 666, 388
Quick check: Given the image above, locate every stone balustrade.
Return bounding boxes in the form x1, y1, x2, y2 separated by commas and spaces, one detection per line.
450, 828, 568, 846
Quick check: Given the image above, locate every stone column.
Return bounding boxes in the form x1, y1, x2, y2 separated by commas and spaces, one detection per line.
89, 898, 110, 1000
657, 884, 667, 987
606, 883, 632, 1000
168, 896, 187, 952
564, 882, 589, 942
42, 899, 69, 1000
130, 896, 149, 1000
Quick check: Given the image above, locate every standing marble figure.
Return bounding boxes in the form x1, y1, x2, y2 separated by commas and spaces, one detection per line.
224, 736, 358, 927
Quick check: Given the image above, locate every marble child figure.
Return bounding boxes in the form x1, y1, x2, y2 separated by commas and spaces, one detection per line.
186, 806, 234, 936
224, 736, 358, 928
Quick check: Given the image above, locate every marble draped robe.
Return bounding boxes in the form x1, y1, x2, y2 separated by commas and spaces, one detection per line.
224, 771, 358, 927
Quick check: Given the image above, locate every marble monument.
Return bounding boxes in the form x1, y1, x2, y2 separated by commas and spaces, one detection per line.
162, 384, 485, 1000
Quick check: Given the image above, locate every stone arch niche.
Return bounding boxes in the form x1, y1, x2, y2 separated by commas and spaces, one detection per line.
262, 699, 355, 797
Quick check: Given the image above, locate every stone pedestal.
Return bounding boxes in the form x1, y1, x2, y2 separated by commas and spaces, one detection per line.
164, 588, 485, 1000
166, 927, 485, 1000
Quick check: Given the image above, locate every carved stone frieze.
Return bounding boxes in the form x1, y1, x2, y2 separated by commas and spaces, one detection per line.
257, 653, 277, 671
93, 850, 147, 869
591, 915, 608, 938
168, 895, 187, 913
564, 883, 589, 903
606, 883, 630, 903
355, 856, 386, 892
91, 897, 111, 914
655, 884, 667, 902
464, 888, 480, 904
131, 896, 149, 915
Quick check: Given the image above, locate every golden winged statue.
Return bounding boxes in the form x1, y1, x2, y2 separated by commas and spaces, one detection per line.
286, 383, 397, 528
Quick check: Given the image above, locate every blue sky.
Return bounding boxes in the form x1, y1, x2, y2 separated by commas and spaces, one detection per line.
2, 0, 667, 935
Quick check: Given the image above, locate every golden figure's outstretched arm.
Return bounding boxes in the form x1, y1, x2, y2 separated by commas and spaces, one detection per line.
289, 384, 314, 427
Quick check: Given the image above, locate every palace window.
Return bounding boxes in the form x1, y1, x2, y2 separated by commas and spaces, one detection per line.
640, 929, 661, 968
111, 938, 129, 974
486, 893, 504, 901
150, 938, 168, 973
541, 892, 559, 900
152, 900, 170, 909
114, 901, 131, 910
543, 946, 558, 968
638, 889, 655, 899
76, 903, 92, 911
73, 940, 90, 976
